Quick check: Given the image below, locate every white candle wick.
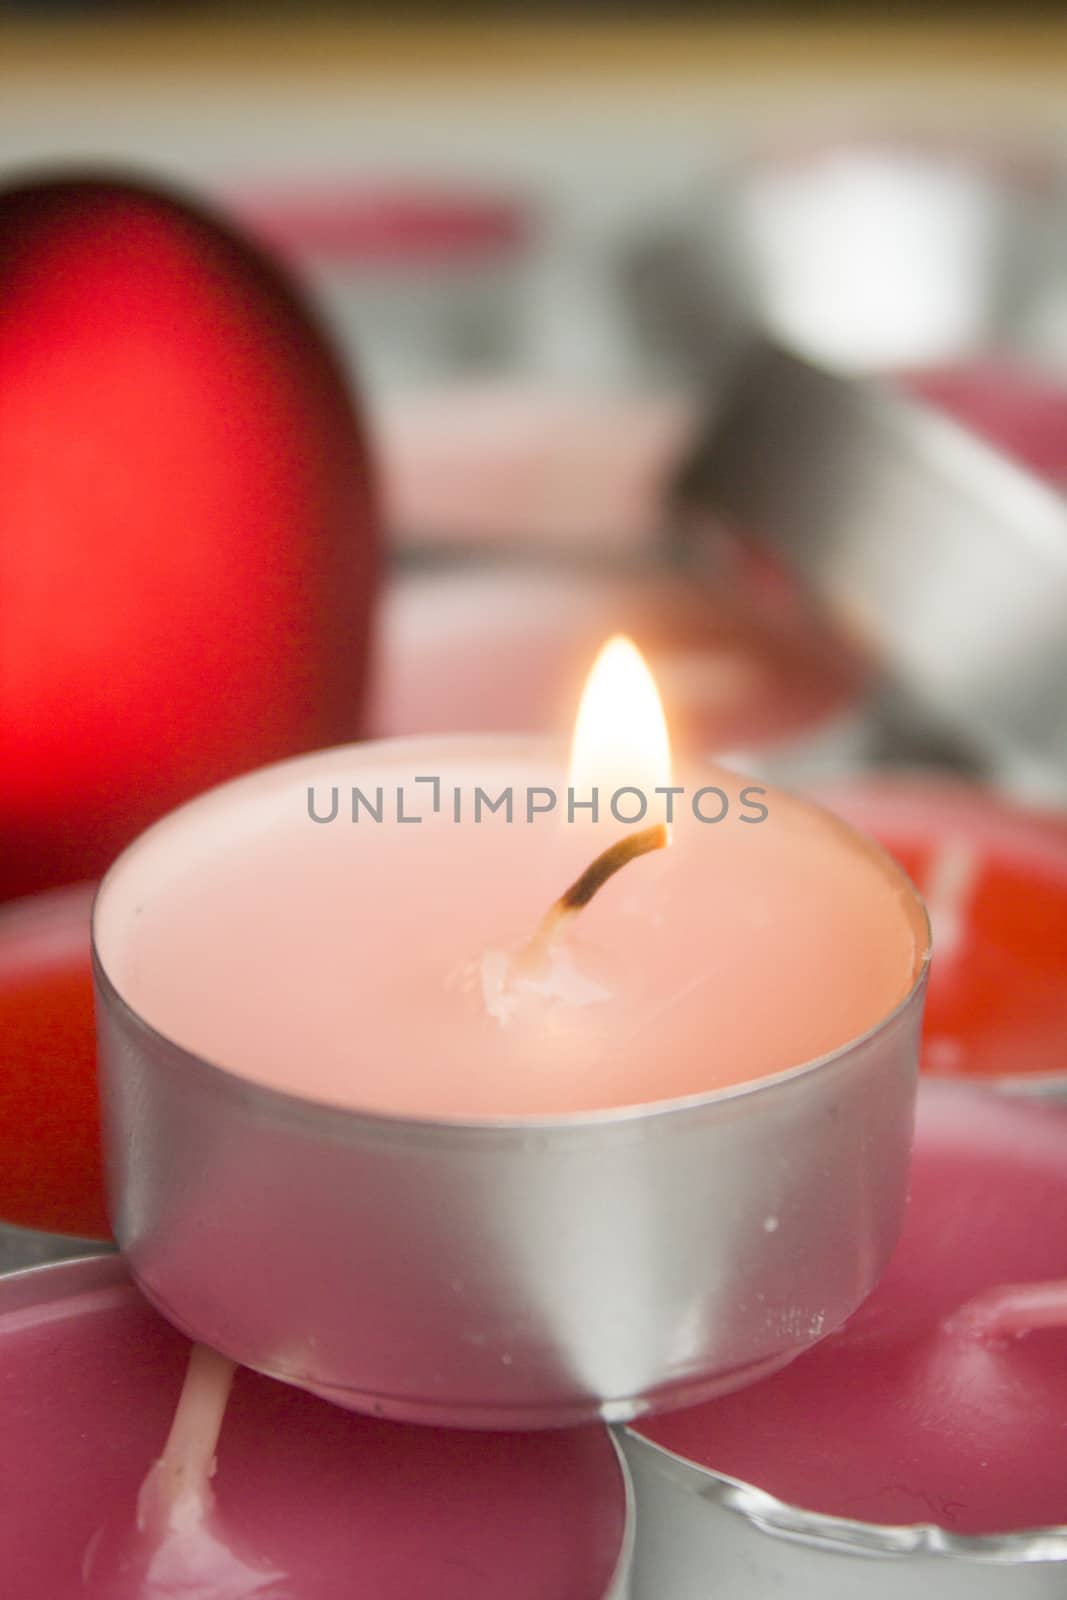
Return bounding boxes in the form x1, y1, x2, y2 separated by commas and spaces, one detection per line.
138, 1345, 237, 1533
945, 1279, 1067, 1344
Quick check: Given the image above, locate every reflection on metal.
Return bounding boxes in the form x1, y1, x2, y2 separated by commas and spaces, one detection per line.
678, 336, 1067, 799
0, 1222, 111, 1276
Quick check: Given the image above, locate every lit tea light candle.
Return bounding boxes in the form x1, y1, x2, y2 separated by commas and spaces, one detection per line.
2, 1257, 632, 1598
625, 1082, 1067, 1597
816, 774, 1067, 1087
93, 641, 927, 1426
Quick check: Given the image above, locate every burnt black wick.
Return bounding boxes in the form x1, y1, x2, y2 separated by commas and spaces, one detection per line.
517, 824, 669, 973
557, 824, 669, 912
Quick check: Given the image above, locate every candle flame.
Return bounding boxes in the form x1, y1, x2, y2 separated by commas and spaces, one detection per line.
568, 636, 673, 817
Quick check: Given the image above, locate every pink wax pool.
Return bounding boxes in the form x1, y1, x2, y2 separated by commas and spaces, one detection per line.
1, 1258, 631, 1599
634, 1082, 1067, 1535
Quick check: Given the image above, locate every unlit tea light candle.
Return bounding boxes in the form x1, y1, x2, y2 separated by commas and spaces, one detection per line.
93, 641, 928, 1425
626, 1083, 1067, 1599
372, 554, 865, 768
1, 1257, 631, 1600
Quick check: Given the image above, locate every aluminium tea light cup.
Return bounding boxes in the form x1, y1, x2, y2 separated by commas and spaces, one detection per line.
715, 135, 1064, 375
91, 724, 928, 1430
621, 1082, 1067, 1599
678, 334, 1067, 798
621, 1440, 1067, 1600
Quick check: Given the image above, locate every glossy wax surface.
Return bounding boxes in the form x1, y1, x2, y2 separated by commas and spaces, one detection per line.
638, 1084, 1067, 1535
94, 744, 926, 1119
821, 777, 1067, 1080
0, 1266, 626, 1599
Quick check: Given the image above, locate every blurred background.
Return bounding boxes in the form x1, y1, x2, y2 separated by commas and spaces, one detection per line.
4, 7, 1066, 753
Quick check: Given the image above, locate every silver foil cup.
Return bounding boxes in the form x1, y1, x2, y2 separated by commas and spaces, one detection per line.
94, 943, 927, 1428
0, 1255, 635, 1598
623, 134, 1067, 384
0, 1222, 112, 1274
715, 135, 1067, 376
621, 1429, 1067, 1598
678, 335, 1067, 797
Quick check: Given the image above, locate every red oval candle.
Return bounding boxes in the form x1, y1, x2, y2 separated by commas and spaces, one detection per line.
817, 774, 1067, 1082
0, 885, 105, 1237
634, 1083, 1067, 1534
0, 174, 378, 902
2, 1259, 629, 1598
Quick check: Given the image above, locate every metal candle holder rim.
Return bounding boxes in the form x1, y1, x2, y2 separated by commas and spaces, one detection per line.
90, 734, 932, 1144
678, 336, 1067, 794
622, 1428, 1067, 1566
0, 1255, 636, 1599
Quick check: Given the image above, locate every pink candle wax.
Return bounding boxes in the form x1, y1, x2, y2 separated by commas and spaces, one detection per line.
371, 563, 864, 758
634, 1082, 1067, 1535
377, 384, 691, 552
1, 1258, 629, 1599
93, 742, 925, 1120
817, 775, 1067, 1082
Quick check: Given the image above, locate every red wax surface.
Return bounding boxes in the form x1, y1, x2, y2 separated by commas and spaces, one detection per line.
0, 174, 378, 901
1, 1266, 626, 1599
637, 1083, 1067, 1534
901, 360, 1067, 485
818, 776, 1067, 1080
0, 885, 106, 1237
